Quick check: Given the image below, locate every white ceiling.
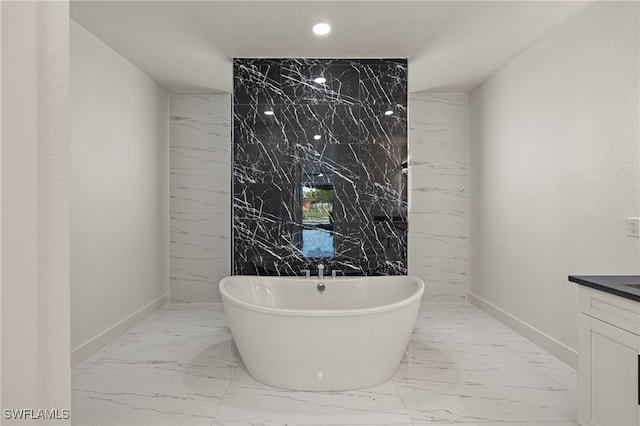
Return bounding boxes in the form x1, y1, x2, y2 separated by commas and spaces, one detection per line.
70, 1, 594, 94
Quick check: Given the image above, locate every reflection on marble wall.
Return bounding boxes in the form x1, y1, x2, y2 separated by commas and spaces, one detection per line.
408, 93, 468, 299
170, 94, 231, 302
233, 59, 408, 276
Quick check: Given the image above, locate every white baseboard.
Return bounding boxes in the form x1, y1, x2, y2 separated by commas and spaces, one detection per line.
71, 292, 170, 368
467, 291, 577, 369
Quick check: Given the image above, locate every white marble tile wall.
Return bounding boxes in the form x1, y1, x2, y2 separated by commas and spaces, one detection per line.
408, 93, 468, 300
170, 94, 232, 302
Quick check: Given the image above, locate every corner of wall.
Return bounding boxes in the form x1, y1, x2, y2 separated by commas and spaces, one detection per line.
71, 21, 171, 365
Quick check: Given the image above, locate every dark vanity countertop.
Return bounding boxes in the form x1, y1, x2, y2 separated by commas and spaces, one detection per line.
569, 275, 640, 302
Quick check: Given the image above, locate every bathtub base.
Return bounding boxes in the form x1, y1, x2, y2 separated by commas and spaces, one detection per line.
227, 307, 416, 391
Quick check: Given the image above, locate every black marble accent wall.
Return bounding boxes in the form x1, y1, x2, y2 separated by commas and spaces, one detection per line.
233, 58, 407, 276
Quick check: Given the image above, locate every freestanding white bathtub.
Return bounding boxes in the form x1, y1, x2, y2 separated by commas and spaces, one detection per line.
219, 275, 424, 391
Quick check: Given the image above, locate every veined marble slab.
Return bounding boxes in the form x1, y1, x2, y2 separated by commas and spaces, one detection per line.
408, 93, 468, 299
232, 58, 408, 276
169, 94, 231, 302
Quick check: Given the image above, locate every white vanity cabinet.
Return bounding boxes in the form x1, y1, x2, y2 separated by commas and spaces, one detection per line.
578, 285, 640, 426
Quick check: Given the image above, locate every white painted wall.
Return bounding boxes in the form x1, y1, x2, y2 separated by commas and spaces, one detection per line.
408, 93, 468, 300
169, 94, 231, 302
70, 20, 170, 367
468, 1, 640, 367
1, 0, 71, 418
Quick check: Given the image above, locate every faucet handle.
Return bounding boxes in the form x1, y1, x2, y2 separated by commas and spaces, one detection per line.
301, 269, 311, 278
331, 270, 343, 278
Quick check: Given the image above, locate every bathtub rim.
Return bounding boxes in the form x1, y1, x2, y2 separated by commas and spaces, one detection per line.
219, 275, 425, 317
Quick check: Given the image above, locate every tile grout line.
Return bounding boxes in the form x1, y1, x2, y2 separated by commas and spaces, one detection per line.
208, 364, 240, 426
467, 306, 578, 398
390, 343, 418, 426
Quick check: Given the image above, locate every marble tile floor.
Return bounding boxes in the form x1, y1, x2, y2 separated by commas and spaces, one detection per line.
71, 301, 578, 426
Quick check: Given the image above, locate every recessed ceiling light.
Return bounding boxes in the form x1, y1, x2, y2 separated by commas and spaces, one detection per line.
264, 110, 274, 116
313, 23, 331, 35
313, 134, 322, 140
384, 110, 394, 116
313, 77, 326, 84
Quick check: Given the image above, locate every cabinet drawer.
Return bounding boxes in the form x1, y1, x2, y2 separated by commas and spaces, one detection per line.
579, 286, 640, 335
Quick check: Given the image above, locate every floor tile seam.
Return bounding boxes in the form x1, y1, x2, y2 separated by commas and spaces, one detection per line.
410, 424, 579, 426
407, 335, 533, 346
91, 341, 235, 353
122, 327, 232, 344
467, 316, 525, 340
219, 372, 415, 422
70, 391, 220, 425
71, 335, 138, 369
398, 388, 576, 404
118, 333, 233, 343
399, 406, 577, 426
527, 363, 577, 396
398, 361, 535, 372
74, 344, 241, 367
388, 373, 415, 426
506, 344, 559, 365
70, 367, 90, 384
71, 381, 234, 418
210, 365, 246, 426
71, 364, 103, 372
211, 423, 412, 426
160, 303, 222, 308
70, 364, 240, 373
465, 315, 538, 365
127, 326, 232, 335
126, 311, 174, 334
141, 304, 174, 322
